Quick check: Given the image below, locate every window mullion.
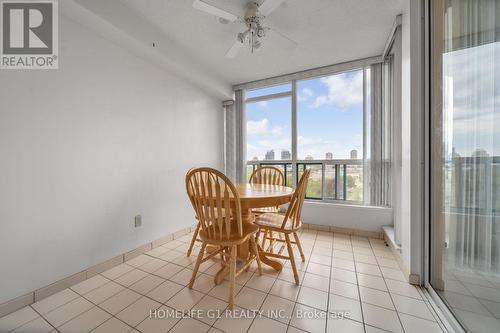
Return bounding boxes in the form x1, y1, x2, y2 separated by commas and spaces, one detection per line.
291, 80, 298, 188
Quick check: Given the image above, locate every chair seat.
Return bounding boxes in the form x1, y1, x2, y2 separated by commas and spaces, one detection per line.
251, 206, 279, 215
199, 222, 259, 246
254, 213, 300, 232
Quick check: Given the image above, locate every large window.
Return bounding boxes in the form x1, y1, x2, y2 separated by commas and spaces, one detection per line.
297, 70, 364, 160
244, 67, 382, 205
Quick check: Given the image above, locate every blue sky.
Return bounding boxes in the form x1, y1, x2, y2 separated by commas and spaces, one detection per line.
246, 70, 364, 160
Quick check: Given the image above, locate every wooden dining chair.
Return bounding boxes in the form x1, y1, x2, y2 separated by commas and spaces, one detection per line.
186, 170, 229, 257
185, 167, 262, 309
249, 166, 286, 252
254, 168, 310, 285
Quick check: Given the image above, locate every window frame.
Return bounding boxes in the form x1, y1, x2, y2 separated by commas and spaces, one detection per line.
243, 68, 370, 205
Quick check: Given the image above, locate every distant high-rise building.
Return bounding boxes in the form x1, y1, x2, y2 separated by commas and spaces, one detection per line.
325, 152, 333, 160
281, 150, 291, 160
252, 156, 259, 161
305, 155, 314, 160
265, 150, 275, 160
350, 149, 358, 159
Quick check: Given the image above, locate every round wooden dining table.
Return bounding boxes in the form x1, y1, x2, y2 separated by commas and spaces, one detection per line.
213, 183, 294, 284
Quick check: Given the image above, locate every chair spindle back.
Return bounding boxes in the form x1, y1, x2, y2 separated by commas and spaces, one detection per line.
249, 166, 285, 186
186, 167, 242, 241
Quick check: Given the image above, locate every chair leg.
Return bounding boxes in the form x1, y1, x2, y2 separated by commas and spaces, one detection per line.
188, 242, 206, 289
228, 245, 237, 310
293, 232, 306, 262
187, 223, 200, 257
285, 234, 300, 285
250, 235, 263, 275
268, 230, 275, 253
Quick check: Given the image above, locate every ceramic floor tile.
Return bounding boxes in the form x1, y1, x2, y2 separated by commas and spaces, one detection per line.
209, 281, 243, 302
248, 316, 287, 333
170, 318, 211, 333
361, 303, 403, 333
32, 289, 80, 314
278, 267, 304, 284
297, 286, 328, 311
332, 259, 356, 271
290, 303, 327, 333
11, 316, 53, 333
84, 281, 125, 305
269, 279, 300, 301
169, 268, 194, 286
392, 293, 435, 321
116, 296, 161, 327
328, 294, 363, 322
330, 280, 359, 300
146, 280, 184, 304
357, 273, 387, 291
359, 286, 394, 310
139, 258, 168, 273
99, 289, 142, 314
0, 306, 39, 332
327, 317, 364, 333
190, 273, 216, 294
380, 267, 407, 282
44, 297, 94, 327
71, 275, 109, 295
234, 287, 267, 310
193, 295, 228, 325
331, 268, 357, 283
90, 317, 132, 333
101, 264, 133, 280
129, 274, 165, 295
306, 263, 331, 277
260, 294, 294, 324
145, 246, 169, 258
213, 307, 254, 333
355, 263, 382, 277
302, 272, 330, 292
166, 287, 204, 310
126, 254, 153, 268
114, 269, 149, 287
135, 306, 180, 333
385, 279, 421, 299
245, 274, 276, 293
399, 313, 443, 333
152, 263, 184, 280
58, 306, 110, 333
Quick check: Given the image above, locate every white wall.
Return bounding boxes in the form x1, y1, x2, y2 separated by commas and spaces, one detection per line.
302, 202, 393, 233
0, 16, 223, 303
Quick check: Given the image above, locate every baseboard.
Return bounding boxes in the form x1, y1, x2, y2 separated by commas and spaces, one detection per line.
0, 224, 196, 318
303, 223, 384, 239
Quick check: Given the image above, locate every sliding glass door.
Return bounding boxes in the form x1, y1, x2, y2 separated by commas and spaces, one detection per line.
430, 0, 500, 332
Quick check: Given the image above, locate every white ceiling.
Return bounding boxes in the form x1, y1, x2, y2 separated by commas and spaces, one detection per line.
122, 0, 405, 86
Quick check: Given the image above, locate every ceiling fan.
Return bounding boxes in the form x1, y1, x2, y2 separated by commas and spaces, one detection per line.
192, 0, 296, 58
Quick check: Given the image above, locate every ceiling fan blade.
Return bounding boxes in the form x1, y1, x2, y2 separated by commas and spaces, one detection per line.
259, 0, 287, 16
224, 41, 243, 58
192, 0, 239, 22
267, 25, 297, 48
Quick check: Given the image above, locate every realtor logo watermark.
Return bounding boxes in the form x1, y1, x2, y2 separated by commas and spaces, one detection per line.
1, 0, 58, 69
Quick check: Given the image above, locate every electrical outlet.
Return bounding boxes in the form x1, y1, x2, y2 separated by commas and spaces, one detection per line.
134, 215, 142, 228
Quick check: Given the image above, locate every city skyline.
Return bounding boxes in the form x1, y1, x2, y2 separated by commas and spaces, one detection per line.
255, 149, 359, 161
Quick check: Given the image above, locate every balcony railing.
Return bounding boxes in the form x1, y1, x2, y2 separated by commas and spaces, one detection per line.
246, 159, 364, 203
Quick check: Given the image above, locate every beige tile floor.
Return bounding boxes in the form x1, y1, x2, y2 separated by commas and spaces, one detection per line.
0, 229, 450, 333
